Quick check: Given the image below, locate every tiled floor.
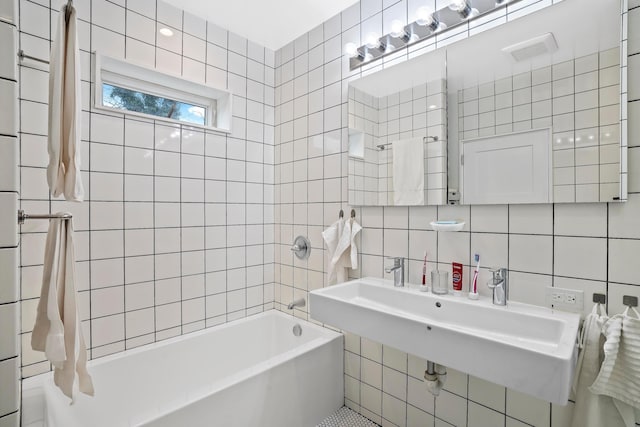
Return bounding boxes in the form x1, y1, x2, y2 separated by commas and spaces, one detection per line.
317, 406, 380, 427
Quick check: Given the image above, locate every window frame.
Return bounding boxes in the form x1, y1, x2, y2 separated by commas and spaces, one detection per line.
94, 54, 232, 133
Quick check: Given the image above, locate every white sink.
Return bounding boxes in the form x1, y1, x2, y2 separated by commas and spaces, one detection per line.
309, 277, 580, 405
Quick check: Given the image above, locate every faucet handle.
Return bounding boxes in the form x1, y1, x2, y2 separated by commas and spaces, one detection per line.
386, 256, 404, 266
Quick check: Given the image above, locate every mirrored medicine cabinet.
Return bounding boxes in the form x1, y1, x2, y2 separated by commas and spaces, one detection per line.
347, 0, 627, 206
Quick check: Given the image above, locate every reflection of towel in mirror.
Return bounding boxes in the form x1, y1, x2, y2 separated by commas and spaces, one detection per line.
393, 138, 424, 205
571, 304, 628, 427
31, 217, 94, 402
588, 307, 640, 426
322, 218, 346, 285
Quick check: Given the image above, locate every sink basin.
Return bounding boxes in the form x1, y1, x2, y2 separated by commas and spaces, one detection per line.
309, 277, 580, 405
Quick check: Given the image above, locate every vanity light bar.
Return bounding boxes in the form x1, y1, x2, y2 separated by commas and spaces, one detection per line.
348, 0, 521, 71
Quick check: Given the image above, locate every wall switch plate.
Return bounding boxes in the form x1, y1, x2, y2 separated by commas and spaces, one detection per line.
545, 287, 584, 313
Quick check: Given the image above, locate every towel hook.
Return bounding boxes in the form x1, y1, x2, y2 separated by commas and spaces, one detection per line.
350, 209, 356, 219
339, 209, 344, 219
623, 295, 638, 308
592, 293, 606, 304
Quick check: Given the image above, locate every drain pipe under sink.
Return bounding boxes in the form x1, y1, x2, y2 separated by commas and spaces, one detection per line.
424, 361, 447, 396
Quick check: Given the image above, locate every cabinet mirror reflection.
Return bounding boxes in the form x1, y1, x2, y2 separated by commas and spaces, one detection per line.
347, 0, 625, 206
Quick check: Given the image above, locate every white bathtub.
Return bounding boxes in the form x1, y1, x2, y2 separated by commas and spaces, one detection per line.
23, 311, 344, 427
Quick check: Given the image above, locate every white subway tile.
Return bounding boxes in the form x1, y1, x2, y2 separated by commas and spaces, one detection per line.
0, 193, 17, 248
435, 390, 468, 427
506, 389, 550, 427
554, 236, 607, 280
609, 238, 640, 285
0, 248, 17, 303
0, 357, 18, 415
0, 80, 17, 136
509, 234, 552, 274
0, 137, 17, 192
0, 23, 16, 81
0, 302, 18, 359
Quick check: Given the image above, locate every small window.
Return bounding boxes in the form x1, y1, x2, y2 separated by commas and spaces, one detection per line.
94, 55, 231, 132
102, 83, 211, 126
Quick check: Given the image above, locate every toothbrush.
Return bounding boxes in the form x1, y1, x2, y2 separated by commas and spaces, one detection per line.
422, 251, 427, 285
469, 254, 480, 300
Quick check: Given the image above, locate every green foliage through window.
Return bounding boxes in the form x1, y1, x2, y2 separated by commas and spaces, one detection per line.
102, 83, 207, 126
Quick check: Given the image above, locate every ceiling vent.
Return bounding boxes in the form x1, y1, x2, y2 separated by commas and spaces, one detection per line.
502, 33, 558, 62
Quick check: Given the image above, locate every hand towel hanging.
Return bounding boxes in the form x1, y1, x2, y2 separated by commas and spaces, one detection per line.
570, 303, 628, 427
47, 2, 84, 201
322, 217, 346, 285
589, 306, 640, 425
31, 216, 94, 401
331, 217, 362, 284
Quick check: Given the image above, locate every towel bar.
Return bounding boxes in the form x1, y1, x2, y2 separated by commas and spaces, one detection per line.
17, 210, 72, 225
18, 49, 50, 65
376, 136, 439, 150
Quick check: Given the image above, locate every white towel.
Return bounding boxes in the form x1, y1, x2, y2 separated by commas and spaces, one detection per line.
322, 218, 345, 285
589, 306, 640, 425
47, 3, 84, 202
393, 137, 424, 205
570, 304, 628, 427
31, 216, 93, 401
331, 218, 362, 282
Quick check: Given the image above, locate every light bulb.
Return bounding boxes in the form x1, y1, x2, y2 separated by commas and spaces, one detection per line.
390, 20, 406, 38
344, 42, 358, 57
448, 0, 478, 19
416, 6, 435, 26
365, 32, 380, 49
159, 27, 174, 37
448, 0, 468, 12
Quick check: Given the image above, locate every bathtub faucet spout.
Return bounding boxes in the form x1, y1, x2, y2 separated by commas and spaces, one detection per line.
287, 298, 306, 310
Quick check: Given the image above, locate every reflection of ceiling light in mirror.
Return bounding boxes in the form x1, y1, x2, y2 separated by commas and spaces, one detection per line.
390, 20, 406, 38
416, 6, 434, 26
365, 33, 381, 49
448, 0, 478, 19
575, 137, 581, 142
416, 5, 444, 31
605, 133, 611, 137
556, 138, 562, 144
159, 27, 174, 37
344, 42, 358, 57
429, 105, 437, 109
588, 135, 595, 140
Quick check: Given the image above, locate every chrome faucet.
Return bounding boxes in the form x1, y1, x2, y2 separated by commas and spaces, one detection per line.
385, 257, 405, 287
287, 298, 306, 310
487, 268, 508, 306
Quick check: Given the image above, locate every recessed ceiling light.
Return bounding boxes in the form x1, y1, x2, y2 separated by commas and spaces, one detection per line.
159, 27, 174, 37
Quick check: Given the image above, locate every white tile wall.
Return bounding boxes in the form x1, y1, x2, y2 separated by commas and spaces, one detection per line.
0, 1, 19, 425
274, 1, 640, 427
17, 0, 275, 383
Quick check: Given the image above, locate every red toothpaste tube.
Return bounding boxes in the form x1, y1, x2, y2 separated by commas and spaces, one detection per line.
452, 262, 463, 292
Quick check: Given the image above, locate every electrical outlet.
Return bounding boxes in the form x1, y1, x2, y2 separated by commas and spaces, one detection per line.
545, 287, 584, 313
